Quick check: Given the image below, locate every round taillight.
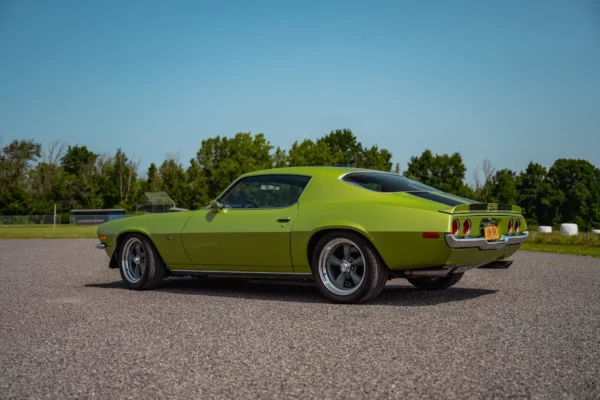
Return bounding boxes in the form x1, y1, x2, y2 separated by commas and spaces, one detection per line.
508, 218, 513, 234
515, 219, 521, 233
462, 219, 471, 236
451, 219, 460, 235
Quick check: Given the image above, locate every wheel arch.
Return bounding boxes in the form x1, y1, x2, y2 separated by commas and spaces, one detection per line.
114, 229, 167, 269
306, 227, 387, 271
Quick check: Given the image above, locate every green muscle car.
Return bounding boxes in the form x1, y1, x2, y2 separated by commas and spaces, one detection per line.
96, 167, 528, 303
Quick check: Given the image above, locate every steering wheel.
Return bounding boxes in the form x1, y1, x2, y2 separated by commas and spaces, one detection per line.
243, 200, 259, 208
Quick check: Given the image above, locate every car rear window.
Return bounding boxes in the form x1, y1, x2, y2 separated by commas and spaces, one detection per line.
341, 172, 442, 193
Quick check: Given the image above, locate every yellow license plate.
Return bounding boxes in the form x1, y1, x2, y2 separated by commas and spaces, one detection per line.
484, 226, 499, 240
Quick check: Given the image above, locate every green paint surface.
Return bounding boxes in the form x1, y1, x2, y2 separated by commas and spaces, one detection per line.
96, 167, 531, 271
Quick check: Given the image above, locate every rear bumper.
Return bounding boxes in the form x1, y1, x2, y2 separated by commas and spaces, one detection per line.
445, 231, 529, 250
95, 243, 107, 249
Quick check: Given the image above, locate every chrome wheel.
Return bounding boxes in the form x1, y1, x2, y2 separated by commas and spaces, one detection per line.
318, 238, 366, 296
121, 237, 146, 284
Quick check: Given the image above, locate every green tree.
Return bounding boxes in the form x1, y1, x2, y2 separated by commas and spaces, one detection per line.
143, 163, 162, 193
488, 169, 518, 205
286, 129, 393, 171
0, 139, 42, 195
317, 129, 362, 166
0, 186, 29, 215
159, 157, 188, 208
471, 158, 496, 202
186, 158, 210, 209
272, 147, 288, 168
358, 145, 392, 171
28, 141, 66, 198
546, 158, 600, 230
96, 149, 140, 209
61, 145, 97, 176
58, 145, 104, 211
516, 162, 552, 225
0, 139, 42, 215
287, 139, 333, 167
3, 131, 599, 228
196, 132, 274, 199
406, 149, 469, 196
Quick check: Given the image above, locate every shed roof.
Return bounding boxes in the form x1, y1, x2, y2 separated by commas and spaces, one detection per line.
139, 191, 176, 206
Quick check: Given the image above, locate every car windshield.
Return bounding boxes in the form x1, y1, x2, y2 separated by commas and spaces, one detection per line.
341, 172, 442, 193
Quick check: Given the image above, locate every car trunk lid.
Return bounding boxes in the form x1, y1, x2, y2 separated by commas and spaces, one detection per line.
438, 202, 522, 215
395, 190, 522, 214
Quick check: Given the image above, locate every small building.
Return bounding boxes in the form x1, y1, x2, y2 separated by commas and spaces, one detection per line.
71, 209, 126, 225
137, 191, 176, 214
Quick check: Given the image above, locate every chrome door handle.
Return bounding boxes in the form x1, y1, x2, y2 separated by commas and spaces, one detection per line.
276, 217, 291, 222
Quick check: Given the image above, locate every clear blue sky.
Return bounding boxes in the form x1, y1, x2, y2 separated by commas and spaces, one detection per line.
1, 0, 598, 180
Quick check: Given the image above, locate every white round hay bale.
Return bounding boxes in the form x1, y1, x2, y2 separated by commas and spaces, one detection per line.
537, 226, 552, 233
559, 223, 578, 236
592, 229, 600, 234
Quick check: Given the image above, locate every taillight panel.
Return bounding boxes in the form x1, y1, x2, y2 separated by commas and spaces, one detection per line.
462, 219, 471, 236
449, 215, 525, 238
451, 219, 460, 236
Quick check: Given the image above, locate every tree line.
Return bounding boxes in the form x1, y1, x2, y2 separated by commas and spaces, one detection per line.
1, 129, 599, 230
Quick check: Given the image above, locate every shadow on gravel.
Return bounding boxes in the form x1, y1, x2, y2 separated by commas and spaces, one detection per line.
86, 278, 497, 307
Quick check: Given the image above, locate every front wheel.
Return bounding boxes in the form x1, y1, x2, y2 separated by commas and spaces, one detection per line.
312, 231, 388, 304
118, 233, 166, 290
406, 273, 464, 290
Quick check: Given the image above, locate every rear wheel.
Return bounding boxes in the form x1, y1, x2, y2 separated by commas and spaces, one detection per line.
118, 233, 166, 290
312, 231, 388, 303
406, 273, 464, 290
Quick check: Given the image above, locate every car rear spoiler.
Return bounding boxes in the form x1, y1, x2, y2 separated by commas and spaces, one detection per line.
439, 203, 522, 214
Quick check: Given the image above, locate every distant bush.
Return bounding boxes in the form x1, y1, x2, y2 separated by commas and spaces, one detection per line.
60, 213, 70, 224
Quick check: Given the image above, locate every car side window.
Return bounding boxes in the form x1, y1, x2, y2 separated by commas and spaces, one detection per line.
219, 174, 312, 209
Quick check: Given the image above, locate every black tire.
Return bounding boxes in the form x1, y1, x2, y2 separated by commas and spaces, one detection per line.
311, 231, 388, 304
118, 233, 166, 290
406, 272, 464, 290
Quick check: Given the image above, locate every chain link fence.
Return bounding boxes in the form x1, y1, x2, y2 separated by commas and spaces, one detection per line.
2, 212, 137, 226
0, 215, 61, 225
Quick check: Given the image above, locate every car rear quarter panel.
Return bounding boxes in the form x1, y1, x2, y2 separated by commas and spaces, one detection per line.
290, 200, 453, 272
290, 174, 527, 272
289, 176, 454, 272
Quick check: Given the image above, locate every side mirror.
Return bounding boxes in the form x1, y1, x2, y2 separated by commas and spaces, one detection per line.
209, 199, 223, 213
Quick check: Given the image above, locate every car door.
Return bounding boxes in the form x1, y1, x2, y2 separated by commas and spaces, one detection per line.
181, 174, 312, 272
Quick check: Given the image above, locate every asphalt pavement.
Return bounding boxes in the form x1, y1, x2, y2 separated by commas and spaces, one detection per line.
1, 239, 599, 399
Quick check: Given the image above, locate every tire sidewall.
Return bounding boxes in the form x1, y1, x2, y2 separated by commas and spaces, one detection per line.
118, 233, 158, 290
311, 231, 381, 303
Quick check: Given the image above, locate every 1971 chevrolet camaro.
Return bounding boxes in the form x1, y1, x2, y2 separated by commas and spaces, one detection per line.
96, 167, 528, 303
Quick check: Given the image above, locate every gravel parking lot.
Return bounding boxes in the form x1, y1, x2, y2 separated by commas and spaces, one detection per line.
1, 239, 599, 399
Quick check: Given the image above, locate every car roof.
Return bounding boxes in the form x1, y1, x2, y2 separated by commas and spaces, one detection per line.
240, 166, 382, 178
